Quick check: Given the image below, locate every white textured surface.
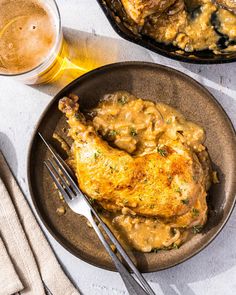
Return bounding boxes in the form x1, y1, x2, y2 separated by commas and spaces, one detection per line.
0, 0, 236, 294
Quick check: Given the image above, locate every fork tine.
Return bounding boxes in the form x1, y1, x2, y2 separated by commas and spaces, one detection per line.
44, 160, 71, 203
47, 159, 75, 198
39, 132, 80, 195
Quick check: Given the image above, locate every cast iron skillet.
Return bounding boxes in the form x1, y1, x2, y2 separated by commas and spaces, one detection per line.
96, 0, 236, 64
27, 62, 236, 272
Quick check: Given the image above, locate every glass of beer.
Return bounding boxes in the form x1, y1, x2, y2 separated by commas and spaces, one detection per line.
0, 0, 63, 84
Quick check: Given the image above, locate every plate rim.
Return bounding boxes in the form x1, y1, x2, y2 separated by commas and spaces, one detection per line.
27, 61, 236, 273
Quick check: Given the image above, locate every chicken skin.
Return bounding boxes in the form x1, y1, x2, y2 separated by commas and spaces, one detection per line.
121, 0, 177, 25
59, 94, 207, 219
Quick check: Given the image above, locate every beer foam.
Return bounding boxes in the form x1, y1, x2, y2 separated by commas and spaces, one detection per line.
0, 0, 58, 74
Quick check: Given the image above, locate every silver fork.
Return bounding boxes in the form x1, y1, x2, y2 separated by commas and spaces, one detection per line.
39, 133, 155, 295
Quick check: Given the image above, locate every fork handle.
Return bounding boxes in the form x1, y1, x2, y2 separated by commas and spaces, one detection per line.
88, 215, 149, 295
88, 204, 155, 295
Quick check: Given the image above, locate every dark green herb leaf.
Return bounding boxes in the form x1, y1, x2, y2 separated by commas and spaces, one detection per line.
166, 118, 172, 124
181, 198, 189, 205
192, 208, 200, 217
167, 175, 173, 182
170, 228, 177, 236
175, 187, 182, 194
110, 166, 114, 174
172, 243, 179, 249
74, 113, 82, 120
118, 96, 127, 105
130, 128, 137, 136
192, 175, 198, 181
192, 225, 203, 234
108, 130, 117, 137
94, 151, 101, 159
157, 148, 168, 157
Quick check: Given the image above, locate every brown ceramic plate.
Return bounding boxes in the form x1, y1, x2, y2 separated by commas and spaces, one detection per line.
27, 62, 236, 272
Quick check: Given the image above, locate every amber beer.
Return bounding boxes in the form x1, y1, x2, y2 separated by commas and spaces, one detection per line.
0, 0, 63, 84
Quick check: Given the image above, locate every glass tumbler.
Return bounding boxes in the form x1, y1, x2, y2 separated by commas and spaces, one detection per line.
0, 0, 64, 84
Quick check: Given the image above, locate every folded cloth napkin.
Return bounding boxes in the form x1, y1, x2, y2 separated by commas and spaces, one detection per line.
0, 151, 80, 295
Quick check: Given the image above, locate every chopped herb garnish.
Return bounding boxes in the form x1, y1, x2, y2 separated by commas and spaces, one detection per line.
192, 225, 203, 234
118, 96, 127, 105
108, 130, 117, 137
123, 199, 129, 204
167, 175, 173, 182
170, 228, 177, 236
139, 196, 143, 201
150, 204, 155, 209
157, 148, 168, 157
130, 128, 137, 136
166, 118, 172, 124
192, 175, 198, 181
94, 151, 101, 159
175, 187, 182, 194
74, 113, 82, 120
181, 198, 189, 205
109, 166, 114, 173
172, 243, 179, 249
192, 208, 200, 217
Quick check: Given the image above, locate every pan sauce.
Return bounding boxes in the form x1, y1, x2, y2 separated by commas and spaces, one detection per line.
89, 91, 212, 252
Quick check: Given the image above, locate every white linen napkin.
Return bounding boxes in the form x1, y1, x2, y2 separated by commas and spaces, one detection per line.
0, 235, 23, 295
0, 151, 80, 295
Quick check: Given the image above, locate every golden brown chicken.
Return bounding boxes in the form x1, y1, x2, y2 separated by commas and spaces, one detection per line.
121, 0, 177, 25
59, 94, 207, 220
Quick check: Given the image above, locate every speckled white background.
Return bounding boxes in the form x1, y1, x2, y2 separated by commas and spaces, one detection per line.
0, 1, 236, 294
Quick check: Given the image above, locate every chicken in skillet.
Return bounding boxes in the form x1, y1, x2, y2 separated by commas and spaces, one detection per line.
120, 0, 178, 25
